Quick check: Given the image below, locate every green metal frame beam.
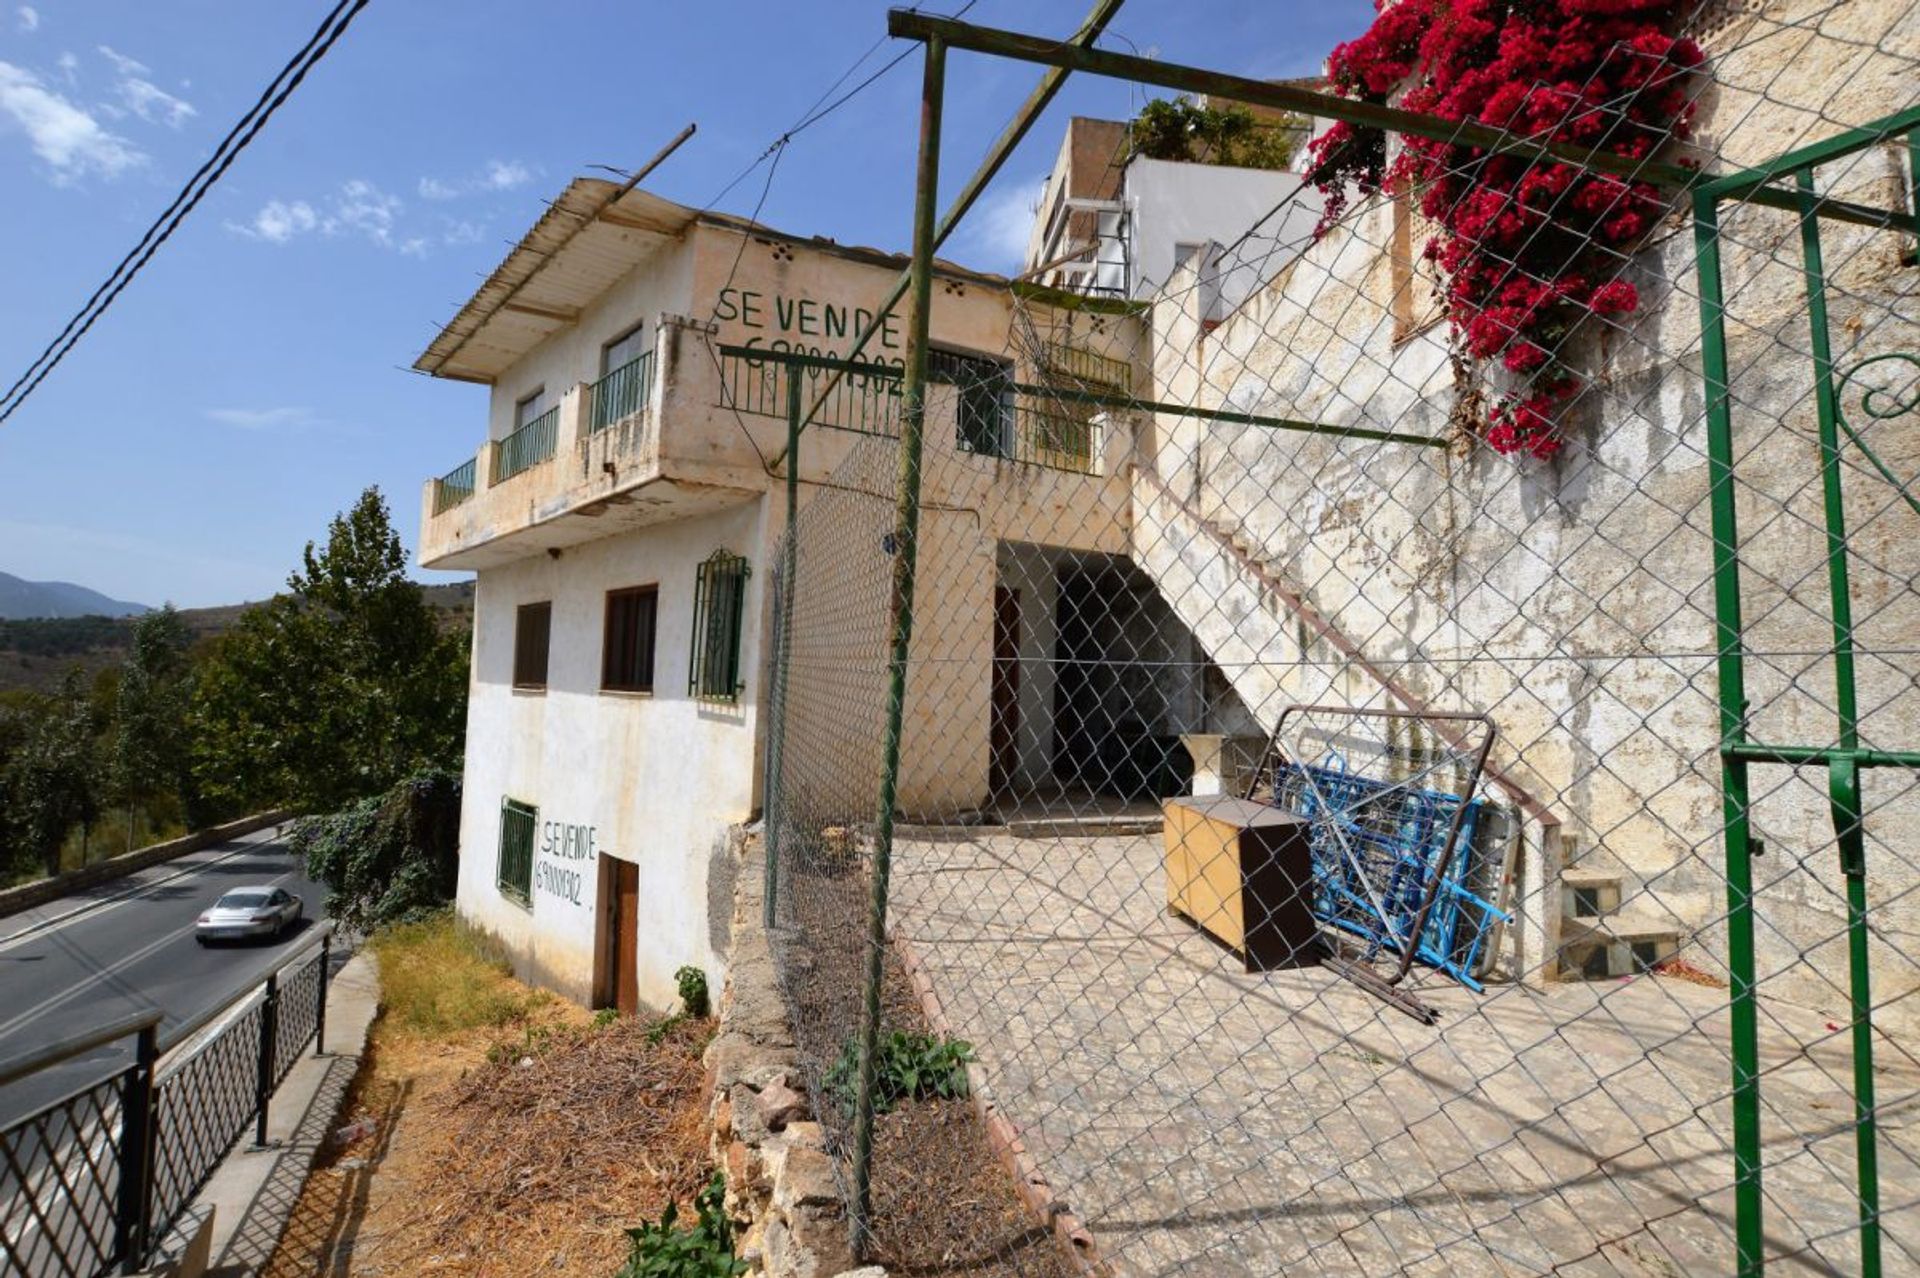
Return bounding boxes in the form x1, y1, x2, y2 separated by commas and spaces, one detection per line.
887, 9, 1906, 231
1698, 104, 1920, 202
765, 0, 1129, 470
720, 345, 1447, 448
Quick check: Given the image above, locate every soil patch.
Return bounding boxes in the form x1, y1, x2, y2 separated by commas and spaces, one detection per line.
264, 924, 712, 1276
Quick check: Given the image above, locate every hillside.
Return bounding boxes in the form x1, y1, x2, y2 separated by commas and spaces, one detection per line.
0, 571, 151, 620
0, 581, 475, 696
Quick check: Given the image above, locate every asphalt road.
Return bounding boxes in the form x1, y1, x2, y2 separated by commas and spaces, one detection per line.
0, 828, 331, 1126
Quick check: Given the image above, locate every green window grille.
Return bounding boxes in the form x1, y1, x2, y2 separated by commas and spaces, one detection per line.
497, 797, 536, 905
690, 549, 751, 703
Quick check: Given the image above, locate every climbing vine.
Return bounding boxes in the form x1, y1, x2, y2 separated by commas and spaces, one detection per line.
1307, 0, 1704, 457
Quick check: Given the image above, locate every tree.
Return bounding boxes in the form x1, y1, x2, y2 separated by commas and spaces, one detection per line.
4, 672, 103, 877
1128, 98, 1303, 170
113, 605, 196, 836
191, 487, 469, 813
289, 768, 462, 931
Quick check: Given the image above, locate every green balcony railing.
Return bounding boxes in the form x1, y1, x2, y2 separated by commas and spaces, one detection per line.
433, 456, 477, 514
1013, 401, 1096, 473
492, 405, 559, 484
715, 347, 903, 437
590, 352, 654, 432
1037, 338, 1132, 394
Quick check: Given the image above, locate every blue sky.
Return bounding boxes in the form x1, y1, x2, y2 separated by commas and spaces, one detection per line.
0, 1, 1374, 608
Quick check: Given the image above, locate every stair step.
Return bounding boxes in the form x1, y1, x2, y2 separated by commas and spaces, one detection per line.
1560, 866, 1623, 920
1559, 912, 1683, 980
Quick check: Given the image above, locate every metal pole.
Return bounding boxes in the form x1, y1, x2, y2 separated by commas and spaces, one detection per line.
766, 0, 1126, 472
114, 1024, 158, 1274
764, 363, 802, 929
1692, 192, 1765, 1276
315, 931, 332, 1057
852, 33, 944, 1253
252, 973, 278, 1150
1796, 170, 1880, 1278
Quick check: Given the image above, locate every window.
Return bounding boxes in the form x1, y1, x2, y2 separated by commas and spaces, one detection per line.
497, 797, 536, 905
514, 387, 548, 429
602, 585, 659, 693
930, 348, 1014, 457
602, 324, 646, 375
513, 602, 551, 690
690, 550, 751, 703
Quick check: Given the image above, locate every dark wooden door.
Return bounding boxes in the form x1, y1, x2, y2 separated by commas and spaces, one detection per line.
613, 859, 640, 1015
991, 586, 1021, 796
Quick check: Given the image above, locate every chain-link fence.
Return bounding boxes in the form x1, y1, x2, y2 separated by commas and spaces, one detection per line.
752, 2, 1920, 1273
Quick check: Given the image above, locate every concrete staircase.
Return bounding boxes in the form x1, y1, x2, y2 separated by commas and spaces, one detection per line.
1556, 863, 1684, 979
1128, 464, 1688, 983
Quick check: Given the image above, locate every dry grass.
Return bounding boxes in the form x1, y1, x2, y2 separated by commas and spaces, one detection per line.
265, 915, 715, 1277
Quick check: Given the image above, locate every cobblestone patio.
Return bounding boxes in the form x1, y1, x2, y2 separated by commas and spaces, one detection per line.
889, 828, 1920, 1277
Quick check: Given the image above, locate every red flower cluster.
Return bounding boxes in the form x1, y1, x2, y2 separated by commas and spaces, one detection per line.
1307, 0, 1703, 457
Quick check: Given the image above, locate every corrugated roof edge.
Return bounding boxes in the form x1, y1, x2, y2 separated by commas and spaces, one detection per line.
413, 178, 1026, 382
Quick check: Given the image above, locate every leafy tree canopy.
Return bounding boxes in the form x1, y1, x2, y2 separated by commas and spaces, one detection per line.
191, 487, 468, 813
1128, 97, 1303, 170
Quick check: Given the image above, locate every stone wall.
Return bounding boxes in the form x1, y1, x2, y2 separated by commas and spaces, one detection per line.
705, 827, 869, 1278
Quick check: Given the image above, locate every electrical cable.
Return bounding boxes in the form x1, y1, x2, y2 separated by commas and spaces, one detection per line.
0, 0, 375, 425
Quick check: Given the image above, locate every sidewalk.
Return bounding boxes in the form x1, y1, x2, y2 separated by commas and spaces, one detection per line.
155, 951, 379, 1277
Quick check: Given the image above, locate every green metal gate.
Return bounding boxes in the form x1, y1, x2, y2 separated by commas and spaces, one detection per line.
1693, 105, 1920, 1278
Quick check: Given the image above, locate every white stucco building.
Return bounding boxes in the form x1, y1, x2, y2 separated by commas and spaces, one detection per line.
416, 183, 1141, 1011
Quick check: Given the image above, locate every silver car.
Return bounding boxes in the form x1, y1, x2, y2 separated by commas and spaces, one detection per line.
195, 886, 304, 944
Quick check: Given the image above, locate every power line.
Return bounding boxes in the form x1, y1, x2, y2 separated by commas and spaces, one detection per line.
0, 0, 375, 426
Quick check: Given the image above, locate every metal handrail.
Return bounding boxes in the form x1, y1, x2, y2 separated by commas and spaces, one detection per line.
0, 1009, 162, 1089
492, 405, 560, 484
159, 921, 335, 1058
433, 456, 477, 514
590, 352, 653, 431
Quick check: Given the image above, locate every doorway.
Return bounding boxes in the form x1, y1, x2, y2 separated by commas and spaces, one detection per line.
598, 856, 641, 1015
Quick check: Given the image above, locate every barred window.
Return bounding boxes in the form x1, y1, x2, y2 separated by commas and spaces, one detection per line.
603, 585, 658, 693
497, 797, 536, 905
513, 601, 551, 690
930, 348, 1014, 457
690, 549, 751, 703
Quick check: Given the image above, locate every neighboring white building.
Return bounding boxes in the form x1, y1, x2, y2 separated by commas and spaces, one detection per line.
1024, 109, 1325, 317
415, 183, 1141, 1012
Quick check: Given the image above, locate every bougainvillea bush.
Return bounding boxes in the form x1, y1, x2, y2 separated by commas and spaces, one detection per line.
1307, 0, 1704, 457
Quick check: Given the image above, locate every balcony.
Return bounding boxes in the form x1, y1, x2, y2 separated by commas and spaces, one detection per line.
420, 321, 1139, 571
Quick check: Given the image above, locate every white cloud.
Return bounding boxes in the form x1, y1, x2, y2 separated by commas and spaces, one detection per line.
483, 158, 530, 190
419, 158, 535, 200
228, 180, 414, 251
97, 45, 195, 128
331, 178, 401, 246
959, 175, 1044, 275
228, 199, 319, 243
55, 51, 76, 83
16, 6, 38, 34
441, 218, 484, 246
0, 59, 144, 180
204, 406, 317, 431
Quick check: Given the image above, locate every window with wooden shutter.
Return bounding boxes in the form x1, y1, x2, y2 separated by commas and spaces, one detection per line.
602, 585, 659, 693
513, 602, 551, 690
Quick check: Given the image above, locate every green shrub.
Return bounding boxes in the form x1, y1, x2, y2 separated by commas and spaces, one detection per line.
615, 1172, 744, 1278
675, 965, 710, 1018
825, 1029, 974, 1117
292, 768, 461, 931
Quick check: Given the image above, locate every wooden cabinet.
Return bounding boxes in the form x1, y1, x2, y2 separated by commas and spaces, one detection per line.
1163, 796, 1318, 971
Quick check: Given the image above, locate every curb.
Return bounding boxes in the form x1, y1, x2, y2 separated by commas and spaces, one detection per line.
0, 810, 293, 922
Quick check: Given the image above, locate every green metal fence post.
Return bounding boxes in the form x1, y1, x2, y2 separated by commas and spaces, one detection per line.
852, 31, 944, 1254
764, 363, 802, 929
1692, 191, 1766, 1277
1796, 170, 1881, 1278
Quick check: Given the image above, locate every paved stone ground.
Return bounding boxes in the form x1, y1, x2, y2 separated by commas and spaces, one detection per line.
889, 829, 1920, 1278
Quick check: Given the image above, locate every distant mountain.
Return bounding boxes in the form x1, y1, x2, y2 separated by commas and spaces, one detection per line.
0, 572, 152, 620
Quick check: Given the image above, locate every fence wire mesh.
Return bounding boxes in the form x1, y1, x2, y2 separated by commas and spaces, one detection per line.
755, 2, 1920, 1274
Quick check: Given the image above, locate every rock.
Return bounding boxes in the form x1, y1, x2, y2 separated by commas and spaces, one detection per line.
831, 1268, 890, 1278
755, 1074, 810, 1131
